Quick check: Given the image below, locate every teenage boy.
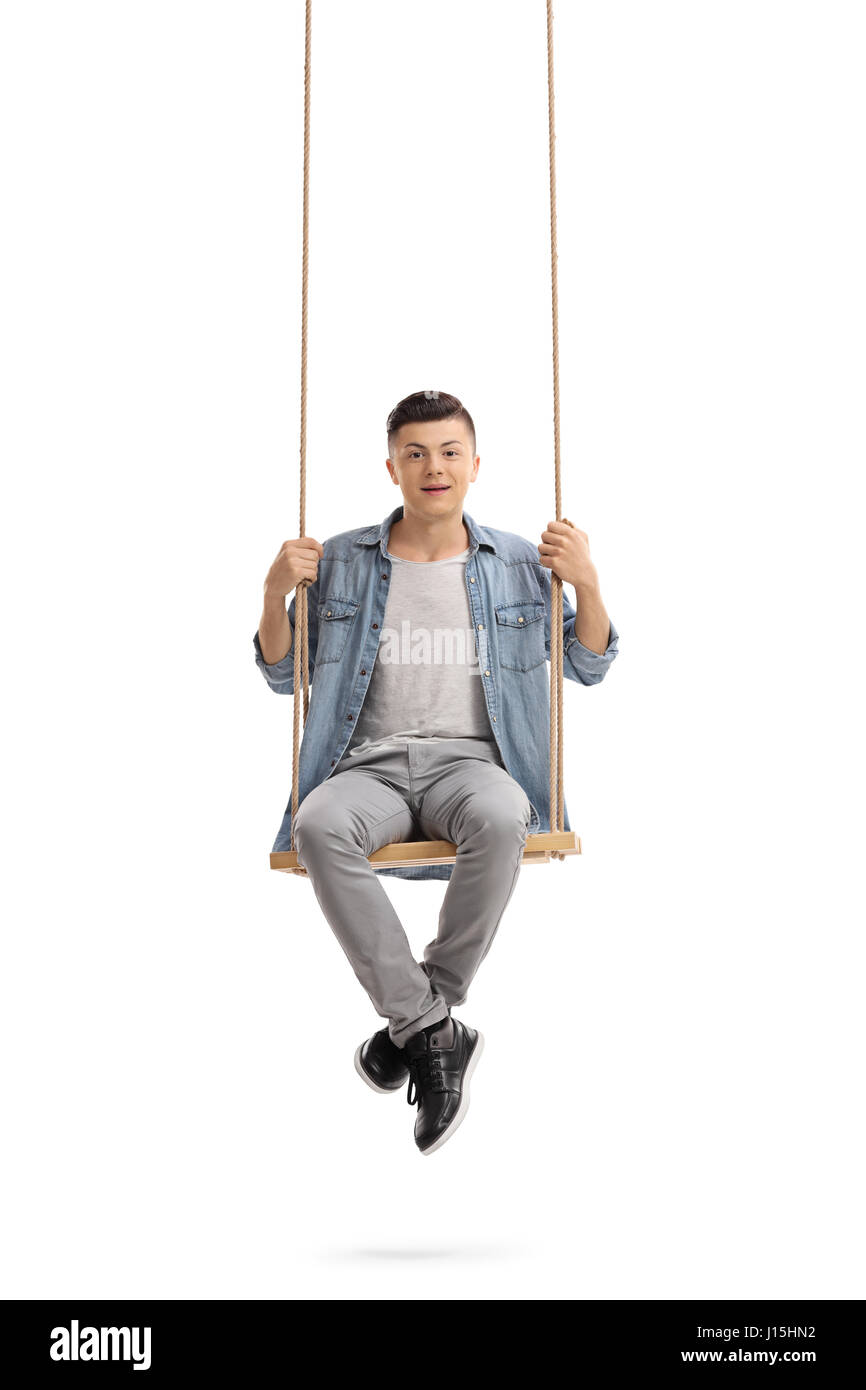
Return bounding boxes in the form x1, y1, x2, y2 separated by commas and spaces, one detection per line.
254, 391, 619, 1154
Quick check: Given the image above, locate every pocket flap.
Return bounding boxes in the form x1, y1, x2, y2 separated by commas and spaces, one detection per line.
318, 597, 359, 621
494, 601, 545, 628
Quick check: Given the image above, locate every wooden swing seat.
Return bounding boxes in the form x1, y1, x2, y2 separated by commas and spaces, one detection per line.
271, 830, 580, 874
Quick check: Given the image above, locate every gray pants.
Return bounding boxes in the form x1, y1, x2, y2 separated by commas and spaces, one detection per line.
292, 737, 532, 1047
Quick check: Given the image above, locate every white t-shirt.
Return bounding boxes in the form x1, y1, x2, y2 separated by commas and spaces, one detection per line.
342, 546, 495, 758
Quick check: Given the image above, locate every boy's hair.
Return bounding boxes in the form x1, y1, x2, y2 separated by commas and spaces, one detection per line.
386, 390, 476, 459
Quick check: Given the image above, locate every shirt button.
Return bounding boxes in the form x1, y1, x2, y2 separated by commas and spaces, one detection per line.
326, 610, 332, 617
347, 713, 353, 721
492, 715, 497, 721
518, 616, 524, 623
331, 760, 336, 767
484, 669, 490, 676
360, 668, 366, 676
477, 622, 483, 630
470, 576, 476, 583
381, 574, 387, 580
372, 623, 378, 629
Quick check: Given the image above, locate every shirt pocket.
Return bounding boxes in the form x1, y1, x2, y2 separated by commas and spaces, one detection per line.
494, 600, 546, 672
316, 595, 360, 663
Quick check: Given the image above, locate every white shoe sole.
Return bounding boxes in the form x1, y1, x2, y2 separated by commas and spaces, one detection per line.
419, 1030, 485, 1156
354, 1042, 407, 1094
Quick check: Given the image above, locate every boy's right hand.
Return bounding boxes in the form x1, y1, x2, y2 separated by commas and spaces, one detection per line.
264, 537, 325, 599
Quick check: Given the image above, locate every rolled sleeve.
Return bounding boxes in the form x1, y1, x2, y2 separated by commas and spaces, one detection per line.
253, 579, 320, 694
253, 624, 298, 692
564, 617, 620, 685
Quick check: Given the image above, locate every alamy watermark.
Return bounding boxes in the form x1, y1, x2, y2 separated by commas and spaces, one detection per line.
377, 622, 482, 673
50, 1319, 152, 1371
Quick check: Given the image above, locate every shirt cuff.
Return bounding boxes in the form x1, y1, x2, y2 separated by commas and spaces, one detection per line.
253, 627, 296, 687
564, 617, 620, 680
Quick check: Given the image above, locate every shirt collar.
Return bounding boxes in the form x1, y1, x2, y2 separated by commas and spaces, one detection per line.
354, 503, 497, 555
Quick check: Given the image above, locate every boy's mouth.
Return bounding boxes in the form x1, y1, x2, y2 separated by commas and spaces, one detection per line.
421, 485, 450, 493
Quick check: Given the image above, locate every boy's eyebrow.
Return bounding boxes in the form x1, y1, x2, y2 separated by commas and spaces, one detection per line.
402, 440, 463, 449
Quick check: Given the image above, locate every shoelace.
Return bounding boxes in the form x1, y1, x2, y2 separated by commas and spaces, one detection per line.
406, 1046, 446, 1107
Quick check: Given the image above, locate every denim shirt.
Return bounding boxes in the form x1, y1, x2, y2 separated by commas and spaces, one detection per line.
253, 503, 620, 881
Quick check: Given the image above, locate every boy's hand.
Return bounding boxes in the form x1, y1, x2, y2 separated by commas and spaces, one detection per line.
264, 537, 325, 600
537, 518, 599, 592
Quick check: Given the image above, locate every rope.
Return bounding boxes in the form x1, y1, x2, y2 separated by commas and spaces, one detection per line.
287, 0, 570, 869
546, 0, 568, 859
288, 0, 313, 872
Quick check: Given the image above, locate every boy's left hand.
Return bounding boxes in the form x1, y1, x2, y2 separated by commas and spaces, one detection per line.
537, 518, 599, 591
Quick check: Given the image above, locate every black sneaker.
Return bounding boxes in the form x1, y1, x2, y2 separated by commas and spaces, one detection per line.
354, 1027, 410, 1093
404, 1017, 484, 1155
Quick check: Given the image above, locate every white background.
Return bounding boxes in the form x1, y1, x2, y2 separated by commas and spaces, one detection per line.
2, 0, 863, 1300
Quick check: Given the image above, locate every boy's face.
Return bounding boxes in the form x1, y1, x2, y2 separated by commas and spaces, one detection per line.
386, 418, 480, 517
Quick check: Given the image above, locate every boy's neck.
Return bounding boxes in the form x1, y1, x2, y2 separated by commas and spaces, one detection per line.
387, 511, 470, 562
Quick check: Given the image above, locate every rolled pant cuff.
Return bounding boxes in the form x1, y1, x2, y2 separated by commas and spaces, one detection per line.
390, 1003, 451, 1049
